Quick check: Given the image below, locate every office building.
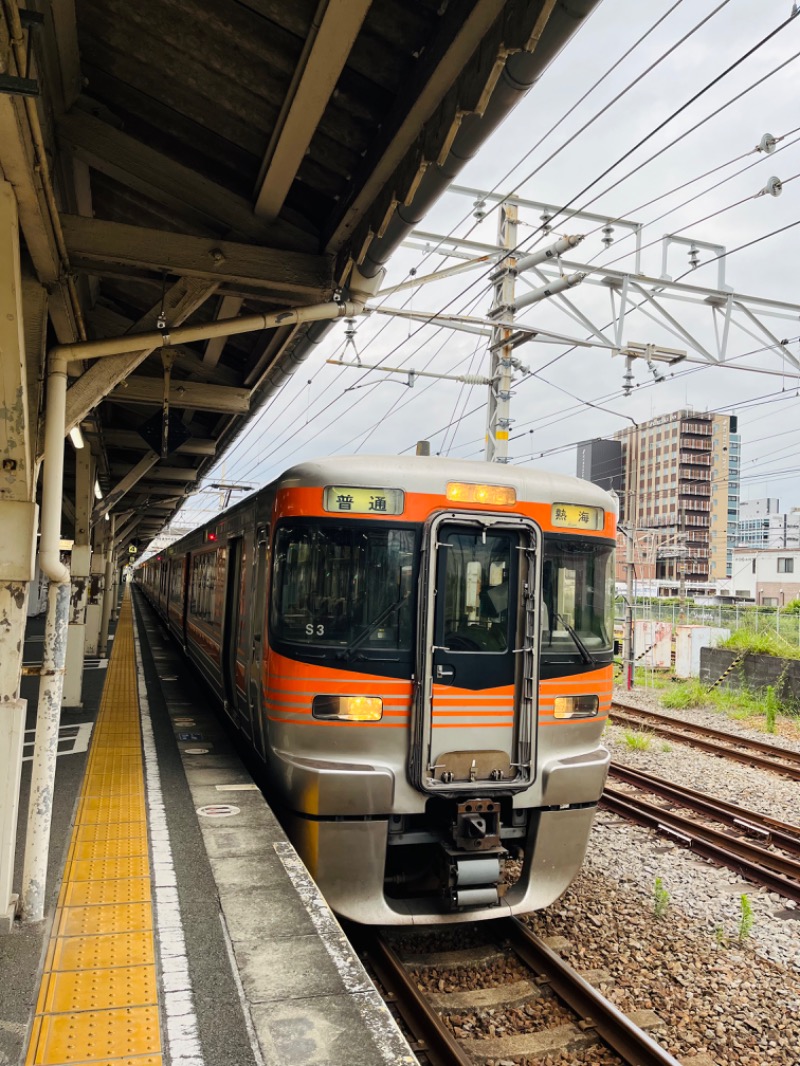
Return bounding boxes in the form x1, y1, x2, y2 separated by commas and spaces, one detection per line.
576, 409, 740, 581
738, 499, 800, 549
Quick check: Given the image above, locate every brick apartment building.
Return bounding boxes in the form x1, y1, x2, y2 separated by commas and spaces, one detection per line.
577, 409, 740, 582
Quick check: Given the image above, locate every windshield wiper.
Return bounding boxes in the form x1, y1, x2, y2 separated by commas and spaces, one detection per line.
337, 593, 409, 661
557, 613, 598, 666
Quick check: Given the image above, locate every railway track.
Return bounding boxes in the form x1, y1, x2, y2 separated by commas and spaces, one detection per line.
610, 701, 800, 780
604, 763, 800, 903
352, 918, 683, 1066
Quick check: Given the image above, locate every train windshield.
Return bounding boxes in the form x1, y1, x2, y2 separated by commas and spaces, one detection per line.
541, 536, 615, 668
271, 520, 418, 656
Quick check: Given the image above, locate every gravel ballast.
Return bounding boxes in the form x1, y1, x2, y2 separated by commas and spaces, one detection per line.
519, 686, 800, 1065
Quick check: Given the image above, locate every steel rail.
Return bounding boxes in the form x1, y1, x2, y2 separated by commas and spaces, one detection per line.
612, 701, 800, 764
602, 788, 800, 903
609, 762, 800, 857
352, 928, 473, 1066
500, 918, 683, 1066
610, 704, 800, 781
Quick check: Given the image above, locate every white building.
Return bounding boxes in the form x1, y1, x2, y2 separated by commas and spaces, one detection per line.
738, 498, 800, 550
730, 548, 800, 606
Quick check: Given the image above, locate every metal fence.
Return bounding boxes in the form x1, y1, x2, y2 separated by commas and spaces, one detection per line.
617, 601, 800, 647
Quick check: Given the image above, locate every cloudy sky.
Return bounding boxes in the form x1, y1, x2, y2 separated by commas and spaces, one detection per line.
174, 0, 800, 533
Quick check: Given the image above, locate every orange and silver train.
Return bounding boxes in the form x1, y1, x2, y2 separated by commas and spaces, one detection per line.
137, 455, 616, 924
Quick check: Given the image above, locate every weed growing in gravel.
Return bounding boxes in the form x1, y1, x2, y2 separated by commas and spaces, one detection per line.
633, 666, 673, 689
661, 678, 792, 729
714, 925, 727, 947
660, 679, 708, 709
764, 686, 779, 734
720, 626, 800, 659
622, 729, 652, 751
738, 894, 754, 941
652, 877, 670, 918
660, 742, 672, 753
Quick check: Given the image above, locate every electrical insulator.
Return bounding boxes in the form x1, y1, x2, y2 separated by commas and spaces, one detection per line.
761, 175, 783, 197
540, 212, 552, 235
473, 199, 486, 221
688, 246, 700, 270
758, 132, 777, 154
646, 357, 665, 383
622, 356, 634, 397
602, 225, 614, 248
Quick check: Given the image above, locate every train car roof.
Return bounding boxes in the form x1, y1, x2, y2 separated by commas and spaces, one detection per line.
277, 454, 618, 511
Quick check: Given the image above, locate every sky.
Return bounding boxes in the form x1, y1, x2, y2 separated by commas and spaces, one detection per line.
165, 0, 800, 539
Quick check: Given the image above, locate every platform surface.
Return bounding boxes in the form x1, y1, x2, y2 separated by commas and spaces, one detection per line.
2, 587, 414, 1066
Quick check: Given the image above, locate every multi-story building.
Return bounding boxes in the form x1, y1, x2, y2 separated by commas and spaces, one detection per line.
577, 410, 740, 581
731, 547, 800, 605
738, 498, 800, 549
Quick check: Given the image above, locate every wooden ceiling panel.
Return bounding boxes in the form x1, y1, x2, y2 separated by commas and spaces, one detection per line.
18, 0, 578, 545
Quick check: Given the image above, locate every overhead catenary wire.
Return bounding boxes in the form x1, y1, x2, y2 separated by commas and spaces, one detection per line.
171, 10, 800, 533
420, 333, 800, 464
397, 0, 695, 286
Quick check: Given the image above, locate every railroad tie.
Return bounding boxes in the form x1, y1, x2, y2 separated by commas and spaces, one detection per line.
706, 649, 748, 693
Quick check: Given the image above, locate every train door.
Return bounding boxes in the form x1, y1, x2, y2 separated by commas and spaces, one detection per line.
246, 527, 269, 759
411, 513, 540, 793
222, 537, 249, 734
180, 554, 190, 648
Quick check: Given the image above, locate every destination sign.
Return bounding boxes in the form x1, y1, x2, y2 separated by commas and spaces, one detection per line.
551, 503, 604, 531
323, 486, 404, 515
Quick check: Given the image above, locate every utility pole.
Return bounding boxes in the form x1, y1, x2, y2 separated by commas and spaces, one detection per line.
485, 202, 518, 462
623, 525, 635, 691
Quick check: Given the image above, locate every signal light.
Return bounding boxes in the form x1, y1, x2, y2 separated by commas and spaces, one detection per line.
206, 531, 217, 542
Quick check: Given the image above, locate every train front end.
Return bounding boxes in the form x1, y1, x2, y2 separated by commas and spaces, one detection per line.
268, 456, 616, 924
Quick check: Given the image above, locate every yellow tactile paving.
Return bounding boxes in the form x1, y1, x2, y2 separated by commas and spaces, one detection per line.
45, 930, 156, 974
27, 1006, 160, 1064
59, 879, 152, 909
36, 966, 158, 1014
26, 595, 163, 1066
68, 837, 149, 864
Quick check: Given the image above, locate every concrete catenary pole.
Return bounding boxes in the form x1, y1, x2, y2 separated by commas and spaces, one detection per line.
485, 203, 518, 463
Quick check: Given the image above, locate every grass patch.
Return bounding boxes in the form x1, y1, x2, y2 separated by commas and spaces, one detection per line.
632, 666, 673, 689
652, 876, 670, 918
660, 677, 796, 730
719, 627, 800, 659
621, 729, 653, 751
660, 679, 708, 709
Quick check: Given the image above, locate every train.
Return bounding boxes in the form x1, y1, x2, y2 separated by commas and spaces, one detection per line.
136, 454, 616, 925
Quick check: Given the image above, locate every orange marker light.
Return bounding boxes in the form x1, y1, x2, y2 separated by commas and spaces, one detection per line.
313, 695, 383, 722
446, 482, 516, 506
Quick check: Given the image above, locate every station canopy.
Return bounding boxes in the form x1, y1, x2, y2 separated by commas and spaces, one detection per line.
1, 0, 596, 548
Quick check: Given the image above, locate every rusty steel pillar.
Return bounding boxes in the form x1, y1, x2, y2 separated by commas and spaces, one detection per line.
0, 182, 40, 932
99, 514, 116, 656
20, 581, 70, 921
63, 445, 93, 705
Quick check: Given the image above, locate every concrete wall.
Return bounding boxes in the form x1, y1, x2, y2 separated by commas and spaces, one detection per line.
700, 647, 800, 704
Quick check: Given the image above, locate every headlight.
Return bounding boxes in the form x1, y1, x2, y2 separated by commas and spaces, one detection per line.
553, 695, 599, 720
312, 695, 383, 721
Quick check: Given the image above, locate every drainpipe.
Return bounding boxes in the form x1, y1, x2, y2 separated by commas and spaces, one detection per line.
48, 294, 370, 364
20, 356, 71, 922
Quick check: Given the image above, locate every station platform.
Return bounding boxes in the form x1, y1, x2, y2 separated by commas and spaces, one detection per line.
1, 587, 414, 1066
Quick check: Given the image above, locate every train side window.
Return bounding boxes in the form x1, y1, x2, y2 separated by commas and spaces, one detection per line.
271, 520, 417, 652
541, 537, 615, 655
